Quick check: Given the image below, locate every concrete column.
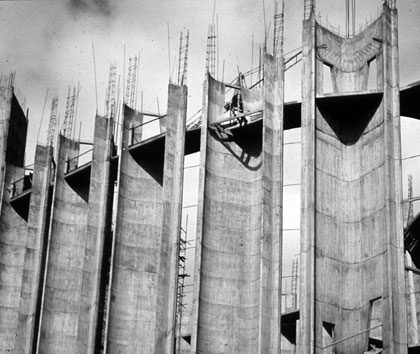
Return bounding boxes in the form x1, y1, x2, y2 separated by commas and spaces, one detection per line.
77, 116, 115, 354
155, 83, 187, 353
190, 78, 209, 354
300, 10, 317, 354
38, 135, 88, 354
381, 5, 407, 353
107, 84, 187, 353
259, 53, 283, 352
15, 145, 54, 354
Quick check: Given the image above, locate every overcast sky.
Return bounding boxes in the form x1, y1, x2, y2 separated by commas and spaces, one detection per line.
1, 0, 420, 156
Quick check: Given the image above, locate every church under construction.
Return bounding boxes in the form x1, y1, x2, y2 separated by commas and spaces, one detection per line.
1, 0, 420, 353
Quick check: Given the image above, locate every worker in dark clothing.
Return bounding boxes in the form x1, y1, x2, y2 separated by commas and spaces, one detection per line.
224, 91, 247, 125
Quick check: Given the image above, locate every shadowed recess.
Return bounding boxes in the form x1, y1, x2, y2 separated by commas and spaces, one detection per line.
65, 164, 91, 202
129, 135, 165, 185
316, 92, 383, 145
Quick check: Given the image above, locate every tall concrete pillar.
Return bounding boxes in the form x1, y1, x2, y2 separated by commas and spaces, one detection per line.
38, 135, 88, 354
300, 3, 407, 354
15, 144, 54, 354
0, 83, 29, 354
190, 77, 209, 354
77, 116, 115, 354
381, 5, 407, 353
193, 54, 283, 354
106, 83, 187, 354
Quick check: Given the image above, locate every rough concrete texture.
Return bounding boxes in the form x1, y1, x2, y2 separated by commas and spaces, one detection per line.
38, 135, 88, 354
107, 84, 187, 354
0, 164, 27, 354
15, 144, 54, 354
155, 83, 187, 353
194, 54, 283, 353
300, 4, 407, 354
190, 78, 209, 354
316, 17, 382, 93
0, 85, 28, 354
77, 116, 114, 354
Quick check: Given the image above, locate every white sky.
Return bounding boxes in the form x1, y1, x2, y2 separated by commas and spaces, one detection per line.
1, 0, 419, 153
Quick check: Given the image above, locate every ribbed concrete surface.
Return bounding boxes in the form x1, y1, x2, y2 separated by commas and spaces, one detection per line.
107, 105, 164, 353
315, 94, 385, 353
196, 55, 283, 353
38, 136, 88, 354
300, 5, 407, 354
155, 83, 187, 353
15, 145, 53, 354
107, 83, 187, 354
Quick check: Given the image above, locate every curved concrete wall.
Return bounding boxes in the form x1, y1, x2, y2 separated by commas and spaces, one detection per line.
38, 136, 88, 354
106, 106, 165, 354
195, 55, 283, 353
107, 83, 187, 354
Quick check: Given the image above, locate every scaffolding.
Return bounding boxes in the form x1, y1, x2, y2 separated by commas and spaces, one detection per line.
206, 24, 216, 77
105, 62, 117, 119
47, 96, 58, 147
273, 1, 284, 59
177, 29, 190, 86
125, 55, 138, 108
408, 175, 414, 225
175, 216, 190, 354
63, 86, 76, 139
291, 257, 298, 309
